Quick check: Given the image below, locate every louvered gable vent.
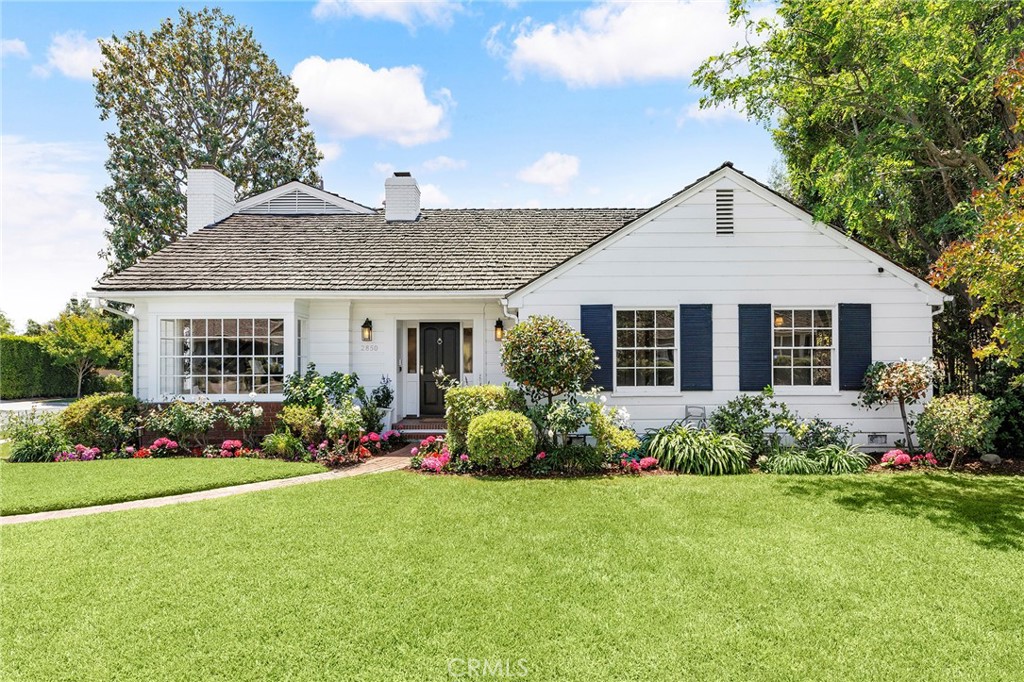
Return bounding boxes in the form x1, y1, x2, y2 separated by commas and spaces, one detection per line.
715, 189, 735, 234
240, 189, 356, 215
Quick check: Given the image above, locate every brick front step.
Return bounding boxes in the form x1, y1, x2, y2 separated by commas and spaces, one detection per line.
394, 417, 447, 435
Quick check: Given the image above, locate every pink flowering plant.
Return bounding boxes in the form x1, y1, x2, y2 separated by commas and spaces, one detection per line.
618, 453, 659, 474
307, 440, 361, 468
409, 435, 468, 474
54, 444, 101, 462
880, 449, 938, 470
149, 437, 181, 458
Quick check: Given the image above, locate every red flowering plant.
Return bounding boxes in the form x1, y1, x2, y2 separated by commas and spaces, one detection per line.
880, 449, 938, 470
133, 447, 152, 459
617, 453, 659, 474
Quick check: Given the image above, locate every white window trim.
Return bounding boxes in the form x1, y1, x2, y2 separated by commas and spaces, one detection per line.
770, 304, 839, 396
612, 307, 679, 395
157, 316, 289, 401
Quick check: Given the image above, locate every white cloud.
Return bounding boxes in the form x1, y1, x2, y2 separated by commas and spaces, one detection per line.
372, 162, 396, 176
312, 0, 462, 29
419, 183, 451, 207
292, 57, 451, 146
495, 1, 772, 88
0, 136, 108, 330
34, 31, 103, 80
677, 100, 747, 125
318, 141, 343, 162
318, 142, 344, 163
517, 152, 579, 193
422, 155, 467, 171
1, 39, 29, 59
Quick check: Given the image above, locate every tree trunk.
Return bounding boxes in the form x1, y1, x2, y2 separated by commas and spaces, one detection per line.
898, 398, 915, 452
76, 366, 85, 398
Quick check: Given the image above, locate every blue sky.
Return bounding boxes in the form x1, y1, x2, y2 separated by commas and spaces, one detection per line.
0, 1, 777, 330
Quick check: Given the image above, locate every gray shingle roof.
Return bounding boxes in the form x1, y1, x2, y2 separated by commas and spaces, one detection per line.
94, 208, 643, 292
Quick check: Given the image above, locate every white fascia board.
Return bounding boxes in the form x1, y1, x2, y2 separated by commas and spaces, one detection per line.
234, 181, 376, 214
89, 289, 510, 301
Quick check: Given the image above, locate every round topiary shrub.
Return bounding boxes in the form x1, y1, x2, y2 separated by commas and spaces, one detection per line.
466, 410, 536, 469
444, 384, 527, 453
500, 315, 596, 402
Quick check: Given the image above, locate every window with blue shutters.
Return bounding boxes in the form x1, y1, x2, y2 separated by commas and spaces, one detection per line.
615, 309, 676, 387
772, 308, 835, 387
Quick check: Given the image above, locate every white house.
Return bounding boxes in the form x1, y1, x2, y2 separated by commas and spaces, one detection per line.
91, 163, 949, 446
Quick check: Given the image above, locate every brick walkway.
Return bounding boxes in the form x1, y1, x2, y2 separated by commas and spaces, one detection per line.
1, 453, 411, 526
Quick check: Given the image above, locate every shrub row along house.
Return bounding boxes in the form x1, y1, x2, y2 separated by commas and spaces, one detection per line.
91, 163, 949, 446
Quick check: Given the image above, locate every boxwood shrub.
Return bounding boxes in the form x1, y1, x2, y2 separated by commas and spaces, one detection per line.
60, 392, 140, 452
444, 385, 526, 453
466, 410, 536, 469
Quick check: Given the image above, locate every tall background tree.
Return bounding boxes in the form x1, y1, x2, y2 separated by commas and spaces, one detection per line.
933, 53, 1024, 364
95, 7, 323, 273
694, 0, 1024, 389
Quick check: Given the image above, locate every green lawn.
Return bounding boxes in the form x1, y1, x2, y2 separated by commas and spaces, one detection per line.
0, 458, 326, 515
2, 472, 1023, 681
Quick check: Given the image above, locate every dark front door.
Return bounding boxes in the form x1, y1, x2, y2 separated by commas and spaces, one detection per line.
420, 323, 460, 416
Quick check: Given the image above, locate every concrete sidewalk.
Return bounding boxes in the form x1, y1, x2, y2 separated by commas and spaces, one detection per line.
1, 455, 410, 526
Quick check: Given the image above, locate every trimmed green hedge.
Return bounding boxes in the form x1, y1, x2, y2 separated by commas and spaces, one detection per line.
444, 384, 526, 453
0, 336, 78, 399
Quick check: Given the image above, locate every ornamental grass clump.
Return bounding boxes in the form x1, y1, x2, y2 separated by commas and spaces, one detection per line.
466, 410, 536, 470
643, 423, 750, 475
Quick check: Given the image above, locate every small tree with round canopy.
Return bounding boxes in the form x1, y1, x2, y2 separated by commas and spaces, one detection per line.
500, 316, 597, 405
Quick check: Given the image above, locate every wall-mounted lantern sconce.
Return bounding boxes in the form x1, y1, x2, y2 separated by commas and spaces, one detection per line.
494, 319, 504, 342
361, 318, 373, 342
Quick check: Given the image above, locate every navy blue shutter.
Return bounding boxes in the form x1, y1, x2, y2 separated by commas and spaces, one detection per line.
838, 304, 872, 390
679, 305, 713, 390
738, 304, 772, 391
580, 305, 613, 391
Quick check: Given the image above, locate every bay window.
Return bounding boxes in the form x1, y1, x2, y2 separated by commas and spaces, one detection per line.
160, 318, 285, 396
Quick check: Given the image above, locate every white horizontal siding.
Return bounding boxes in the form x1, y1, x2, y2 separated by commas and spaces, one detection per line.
514, 182, 938, 446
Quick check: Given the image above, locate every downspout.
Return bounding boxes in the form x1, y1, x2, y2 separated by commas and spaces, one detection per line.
99, 301, 138, 400
500, 298, 519, 323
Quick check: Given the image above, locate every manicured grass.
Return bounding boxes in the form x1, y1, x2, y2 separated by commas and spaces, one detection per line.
3, 472, 1023, 681
0, 458, 326, 515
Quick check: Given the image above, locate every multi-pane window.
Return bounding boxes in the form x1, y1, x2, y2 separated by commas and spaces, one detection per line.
160, 318, 285, 396
615, 309, 675, 387
296, 319, 308, 376
772, 309, 833, 387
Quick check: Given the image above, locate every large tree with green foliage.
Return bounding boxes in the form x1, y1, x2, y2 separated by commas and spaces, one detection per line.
933, 53, 1024, 364
694, 0, 1024, 386
41, 312, 125, 398
95, 7, 322, 273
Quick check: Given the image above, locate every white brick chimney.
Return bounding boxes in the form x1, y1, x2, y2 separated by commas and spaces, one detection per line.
384, 172, 420, 222
187, 167, 236, 232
